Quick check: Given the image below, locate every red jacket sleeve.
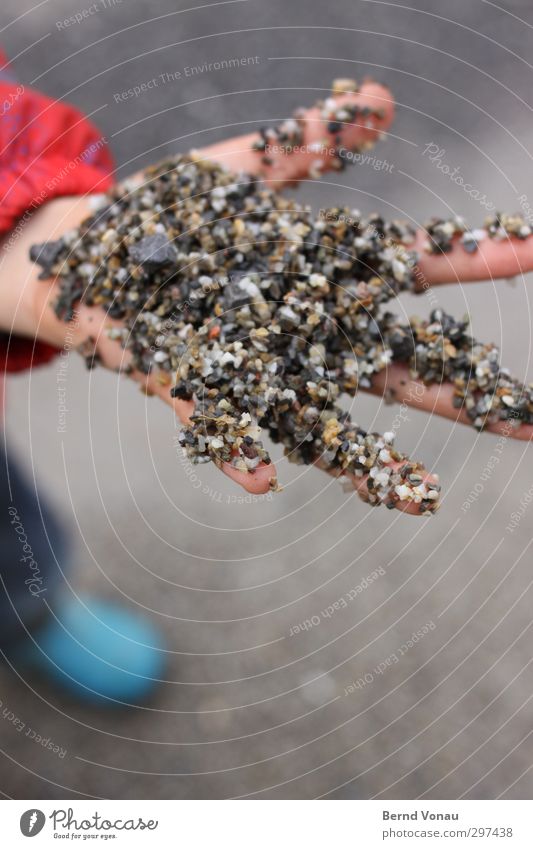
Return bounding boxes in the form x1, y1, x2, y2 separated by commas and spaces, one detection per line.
0, 51, 114, 373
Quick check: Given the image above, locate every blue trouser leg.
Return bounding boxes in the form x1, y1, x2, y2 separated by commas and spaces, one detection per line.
0, 443, 68, 649
0, 443, 165, 703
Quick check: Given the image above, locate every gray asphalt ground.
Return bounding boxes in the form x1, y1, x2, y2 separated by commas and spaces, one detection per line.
1, 0, 533, 799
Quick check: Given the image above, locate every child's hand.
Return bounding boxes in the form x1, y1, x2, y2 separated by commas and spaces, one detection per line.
6, 80, 533, 513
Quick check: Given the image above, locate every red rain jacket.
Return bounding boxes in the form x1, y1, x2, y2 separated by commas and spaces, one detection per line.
0, 51, 114, 373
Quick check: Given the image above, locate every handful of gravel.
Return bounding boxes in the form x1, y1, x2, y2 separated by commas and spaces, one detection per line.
30, 147, 533, 513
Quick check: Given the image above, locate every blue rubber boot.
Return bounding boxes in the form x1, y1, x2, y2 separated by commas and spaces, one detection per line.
15, 597, 166, 706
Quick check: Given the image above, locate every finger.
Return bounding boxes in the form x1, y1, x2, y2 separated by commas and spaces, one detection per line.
141, 368, 277, 495
54, 301, 276, 495
368, 364, 533, 440
356, 462, 439, 516
315, 448, 439, 516
218, 458, 276, 495
412, 216, 533, 287
274, 395, 440, 514
350, 308, 532, 437
197, 79, 394, 187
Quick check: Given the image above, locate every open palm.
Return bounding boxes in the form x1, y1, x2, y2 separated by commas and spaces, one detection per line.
30, 80, 533, 516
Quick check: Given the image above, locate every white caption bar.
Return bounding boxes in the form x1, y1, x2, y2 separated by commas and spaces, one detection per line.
1, 799, 531, 847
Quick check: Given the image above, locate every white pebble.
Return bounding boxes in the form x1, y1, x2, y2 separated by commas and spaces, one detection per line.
395, 484, 413, 501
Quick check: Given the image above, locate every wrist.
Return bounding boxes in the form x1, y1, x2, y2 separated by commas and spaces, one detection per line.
0, 195, 93, 347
